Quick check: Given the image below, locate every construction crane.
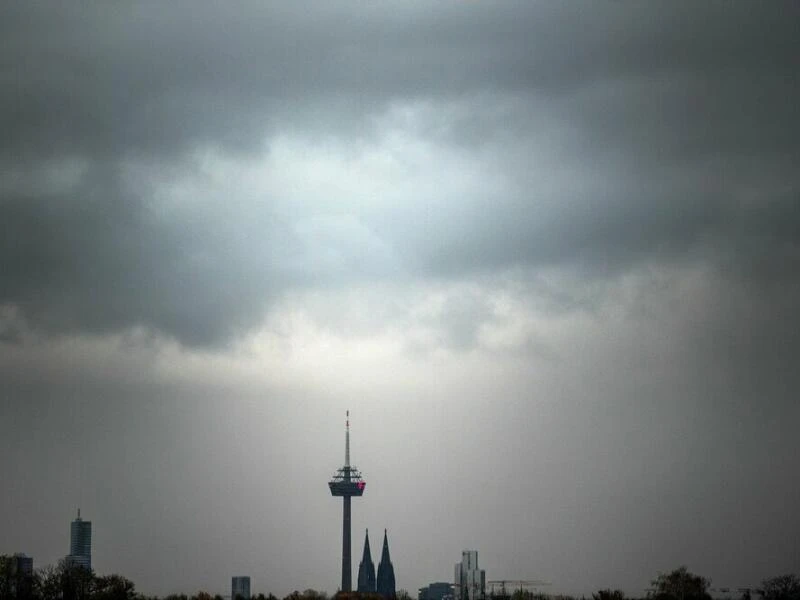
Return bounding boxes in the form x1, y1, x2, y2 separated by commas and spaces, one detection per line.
488, 580, 552, 598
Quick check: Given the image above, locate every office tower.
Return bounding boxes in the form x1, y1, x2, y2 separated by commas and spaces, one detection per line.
9, 554, 34, 600
67, 509, 92, 570
232, 577, 251, 600
454, 551, 485, 600
11, 554, 33, 576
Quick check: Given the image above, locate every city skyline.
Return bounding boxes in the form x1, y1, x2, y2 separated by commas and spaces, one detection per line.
2, 1, 799, 598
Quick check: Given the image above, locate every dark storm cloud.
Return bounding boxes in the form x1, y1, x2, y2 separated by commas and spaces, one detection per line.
1, 1, 799, 346
4, 2, 797, 161
0, 167, 289, 346
398, 190, 800, 284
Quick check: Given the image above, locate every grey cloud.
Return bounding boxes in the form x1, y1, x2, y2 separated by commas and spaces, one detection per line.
3, 2, 797, 161
0, 169, 283, 346
1, 1, 799, 348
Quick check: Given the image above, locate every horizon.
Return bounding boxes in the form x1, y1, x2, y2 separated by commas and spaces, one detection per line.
2, 419, 790, 597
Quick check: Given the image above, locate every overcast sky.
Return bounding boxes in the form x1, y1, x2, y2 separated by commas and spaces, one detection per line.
2, 1, 799, 598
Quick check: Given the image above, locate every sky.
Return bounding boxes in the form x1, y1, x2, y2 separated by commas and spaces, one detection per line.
1, 1, 799, 597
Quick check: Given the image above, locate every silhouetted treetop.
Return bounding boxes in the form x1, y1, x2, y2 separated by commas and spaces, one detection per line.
650, 567, 711, 600
759, 575, 800, 600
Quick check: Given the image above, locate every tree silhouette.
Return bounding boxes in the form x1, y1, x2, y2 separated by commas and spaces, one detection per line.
593, 590, 625, 600
650, 567, 710, 600
93, 575, 136, 600
759, 576, 800, 600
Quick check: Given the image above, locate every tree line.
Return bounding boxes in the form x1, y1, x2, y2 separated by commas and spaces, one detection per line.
1, 559, 798, 600
501, 569, 799, 600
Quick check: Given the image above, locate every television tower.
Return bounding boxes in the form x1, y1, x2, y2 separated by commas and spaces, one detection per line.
328, 410, 366, 592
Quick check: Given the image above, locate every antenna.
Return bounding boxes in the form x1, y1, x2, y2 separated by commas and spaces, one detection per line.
77, 508, 81, 519
345, 410, 350, 467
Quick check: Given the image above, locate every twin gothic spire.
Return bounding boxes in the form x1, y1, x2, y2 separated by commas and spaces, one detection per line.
357, 529, 395, 598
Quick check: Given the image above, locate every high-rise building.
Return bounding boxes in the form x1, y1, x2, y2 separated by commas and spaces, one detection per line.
9, 554, 34, 600
357, 529, 376, 593
454, 551, 484, 600
232, 576, 251, 600
376, 529, 396, 599
12, 554, 33, 576
67, 509, 92, 570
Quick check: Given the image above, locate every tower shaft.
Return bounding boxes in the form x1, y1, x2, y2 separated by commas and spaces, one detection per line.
342, 496, 352, 592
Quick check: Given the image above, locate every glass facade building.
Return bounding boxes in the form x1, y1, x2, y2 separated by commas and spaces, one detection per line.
232, 576, 251, 600
68, 510, 92, 570
455, 551, 485, 600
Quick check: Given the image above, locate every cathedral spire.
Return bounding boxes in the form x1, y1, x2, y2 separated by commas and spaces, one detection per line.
362, 529, 372, 563
357, 528, 376, 593
376, 529, 396, 599
380, 529, 390, 563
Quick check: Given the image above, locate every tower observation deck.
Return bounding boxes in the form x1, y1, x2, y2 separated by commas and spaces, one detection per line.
329, 410, 366, 592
